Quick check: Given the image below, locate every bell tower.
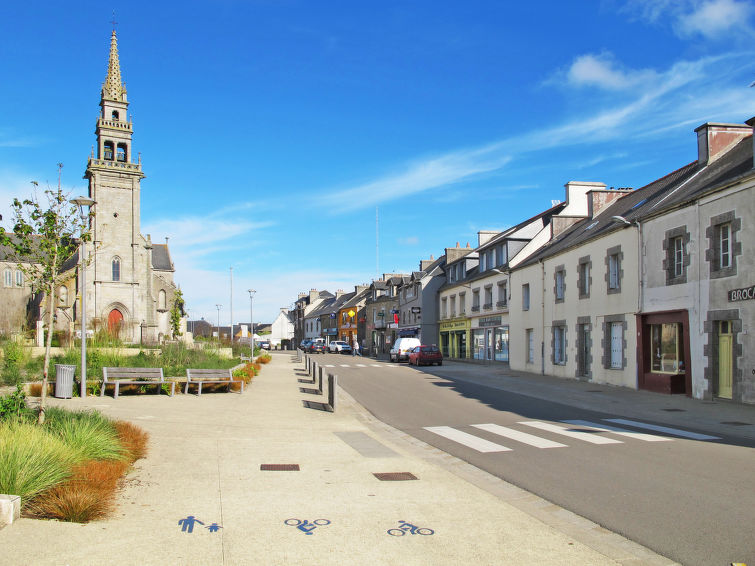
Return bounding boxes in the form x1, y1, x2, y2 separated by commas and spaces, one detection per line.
83, 28, 150, 341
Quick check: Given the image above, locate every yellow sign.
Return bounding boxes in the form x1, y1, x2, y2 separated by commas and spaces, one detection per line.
348, 310, 356, 318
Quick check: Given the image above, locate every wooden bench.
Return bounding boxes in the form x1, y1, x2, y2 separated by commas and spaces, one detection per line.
185, 368, 244, 395
101, 367, 174, 399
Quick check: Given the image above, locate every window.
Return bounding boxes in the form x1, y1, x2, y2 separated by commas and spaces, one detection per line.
103, 141, 114, 161
483, 286, 493, 309
111, 110, 119, 121
608, 255, 619, 290
158, 289, 167, 310
672, 237, 684, 278
553, 325, 566, 365
719, 223, 731, 269
441, 297, 447, 318
651, 323, 684, 374
459, 293, 466, 314
706, 212, 740, 279
610, 322, 623, 369
522, 284, 530, 311
664, 227, 689, 285
3, 269, 11, 288
112, 257, 121, 281
15, 270, 23, 287
497, 281, 507, 307
58, 285, 68, 306
472, 290, 480, 312
450, 295, 456, 317
578, 257, 591, 298
554, 267, 565, 302
526, 329, 534, 363
116, 144, 127, 163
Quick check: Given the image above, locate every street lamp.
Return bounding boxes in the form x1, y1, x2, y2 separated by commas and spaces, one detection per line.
248, 289, 256, 360
70, 196, 95, 399
215, 304, 222, 345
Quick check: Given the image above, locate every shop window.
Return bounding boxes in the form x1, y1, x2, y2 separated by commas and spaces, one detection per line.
651, 323, 684, 374
706, 211, 741, 279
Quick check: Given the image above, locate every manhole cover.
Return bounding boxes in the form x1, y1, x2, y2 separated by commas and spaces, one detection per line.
720, 421, 752, 426
373, 472, 418, 481
260, 464, 300, 471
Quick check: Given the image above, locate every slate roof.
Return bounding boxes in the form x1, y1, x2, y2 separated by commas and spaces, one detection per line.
152, 244, 174, 271
520, 134, 753, 267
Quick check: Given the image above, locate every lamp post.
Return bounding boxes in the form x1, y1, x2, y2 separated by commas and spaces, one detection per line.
70, 196, 95, 399
215, 304, 222, 345
247, 289, 256, 360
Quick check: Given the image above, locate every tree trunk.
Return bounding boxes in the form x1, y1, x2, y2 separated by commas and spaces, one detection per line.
38, 289, 55, 425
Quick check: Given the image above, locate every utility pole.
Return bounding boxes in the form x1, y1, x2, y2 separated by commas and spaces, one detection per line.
230, 266, 233, 344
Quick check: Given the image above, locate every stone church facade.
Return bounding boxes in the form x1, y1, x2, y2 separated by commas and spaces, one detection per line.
1, 30, 178, 344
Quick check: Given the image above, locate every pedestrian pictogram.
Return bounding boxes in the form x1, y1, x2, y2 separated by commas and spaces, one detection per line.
177, 515, 222, 533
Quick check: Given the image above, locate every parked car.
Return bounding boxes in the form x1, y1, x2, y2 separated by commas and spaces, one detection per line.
389, 337, 421, 362
305, 339, 325, 353
258, 340, 270, 350
310, 341, 327, 354
328, 340, 352, 354
408, 345, 443, 366
300, 339, 313, 351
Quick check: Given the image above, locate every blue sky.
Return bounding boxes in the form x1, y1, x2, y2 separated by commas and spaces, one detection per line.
1, 0, 754, 325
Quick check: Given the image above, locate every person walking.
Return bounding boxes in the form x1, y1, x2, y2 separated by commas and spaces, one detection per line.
352, 337, 361, 357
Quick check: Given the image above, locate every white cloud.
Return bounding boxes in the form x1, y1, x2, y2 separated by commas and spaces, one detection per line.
565, 53, 657, 90
398, 236, 419, 245
677, 0, 754, 38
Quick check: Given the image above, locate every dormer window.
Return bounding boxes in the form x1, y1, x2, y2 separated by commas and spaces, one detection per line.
111, 110, 119, 121
104, 141, 114, 161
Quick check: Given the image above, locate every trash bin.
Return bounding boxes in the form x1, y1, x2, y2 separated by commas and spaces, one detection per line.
54, 364, 76, 398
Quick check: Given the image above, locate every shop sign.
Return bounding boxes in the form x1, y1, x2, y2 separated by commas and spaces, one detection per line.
478, 316, 502, 327
440, 320, 469, 331
728, 285, 755, 302
410, 306, 421, 314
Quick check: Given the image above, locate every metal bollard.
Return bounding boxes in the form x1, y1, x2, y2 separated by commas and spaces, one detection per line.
327, 374, 337, 412
312, 361, 317, 378
318, 369, 324, 394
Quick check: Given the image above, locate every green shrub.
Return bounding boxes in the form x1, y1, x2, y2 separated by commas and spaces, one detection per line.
44, 408, 126, 463
0, 421, 75, 503
0, 386, 34, 422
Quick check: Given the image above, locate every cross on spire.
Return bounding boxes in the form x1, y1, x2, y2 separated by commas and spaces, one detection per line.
110, 11, 117, 29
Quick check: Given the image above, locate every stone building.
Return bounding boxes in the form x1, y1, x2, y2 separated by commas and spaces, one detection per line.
0, 30, 179, 343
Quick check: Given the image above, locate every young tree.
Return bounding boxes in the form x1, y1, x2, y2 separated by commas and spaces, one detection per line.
0, 164, 90, 424
169, 288, 185, 339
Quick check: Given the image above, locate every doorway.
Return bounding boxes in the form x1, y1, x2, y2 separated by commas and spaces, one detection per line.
108, 309, 124, 337
718, 320, 733, 399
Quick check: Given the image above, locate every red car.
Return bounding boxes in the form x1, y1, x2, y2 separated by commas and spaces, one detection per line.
408, 345, 443, 366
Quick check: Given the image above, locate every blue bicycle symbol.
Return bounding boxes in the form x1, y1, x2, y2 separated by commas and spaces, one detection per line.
387, 520, 434, 536
285, 518, 330, 535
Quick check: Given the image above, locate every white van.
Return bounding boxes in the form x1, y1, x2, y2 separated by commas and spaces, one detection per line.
389, 337, 421, 362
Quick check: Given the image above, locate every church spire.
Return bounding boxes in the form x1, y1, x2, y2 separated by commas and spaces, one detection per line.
102, 30, 127, 102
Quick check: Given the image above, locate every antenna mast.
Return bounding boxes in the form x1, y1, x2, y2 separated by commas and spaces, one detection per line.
376, 207, 379, 280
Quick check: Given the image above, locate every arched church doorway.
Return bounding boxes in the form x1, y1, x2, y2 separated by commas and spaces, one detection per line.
108, 309, 124, 336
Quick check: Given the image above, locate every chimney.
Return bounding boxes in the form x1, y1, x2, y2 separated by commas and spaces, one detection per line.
477, 230, 498, 247
354, 284, 369, 294
561, 181, 605, 217
746, 117, 755, 168
551, 216, 582, 238
335, 288, 345, 299
309, 289, 319, 302
695, 121, 752, 165
587, 187, 632, 218
297, 292, 307, 300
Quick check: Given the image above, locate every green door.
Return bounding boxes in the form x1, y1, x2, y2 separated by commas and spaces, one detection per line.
718, 321, 733, 399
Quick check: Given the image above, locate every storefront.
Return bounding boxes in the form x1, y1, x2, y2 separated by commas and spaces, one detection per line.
471, 316, 509, 362
637, 310, 691, 395
439, 318, 470, 359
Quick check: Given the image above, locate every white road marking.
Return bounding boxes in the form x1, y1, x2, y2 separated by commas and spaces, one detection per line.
339, 364, 351, 368
370, 364, 381, 367
562, 420, 672, 442
472, 423, 567, 448
324, 365, 335, 368
604, 419, 720, 440
520, 421, 623, 444
356, 364, 367, 367
424, 426, 511, 453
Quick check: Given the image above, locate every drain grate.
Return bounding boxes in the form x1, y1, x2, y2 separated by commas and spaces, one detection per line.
662, 408, 686, 412
260, 464, 300, 471
720, 421, 752, 426
373, 472, 418, 481
586, 390, 603, 393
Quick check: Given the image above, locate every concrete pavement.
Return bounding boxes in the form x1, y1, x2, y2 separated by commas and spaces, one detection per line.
0, 352, 680, 565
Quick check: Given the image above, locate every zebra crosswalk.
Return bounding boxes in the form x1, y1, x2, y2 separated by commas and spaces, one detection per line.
423, 418, 720, 453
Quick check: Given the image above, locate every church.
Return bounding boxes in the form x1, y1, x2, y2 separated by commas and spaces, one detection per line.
0, 29, 179, 343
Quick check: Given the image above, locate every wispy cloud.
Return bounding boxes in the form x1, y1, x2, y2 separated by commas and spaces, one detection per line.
314, 51, 753, 213
397, 236, 419, 245
623, 0, 755, 39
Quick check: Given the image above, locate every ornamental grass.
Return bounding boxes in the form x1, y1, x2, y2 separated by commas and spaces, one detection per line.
44, 407, 127, 463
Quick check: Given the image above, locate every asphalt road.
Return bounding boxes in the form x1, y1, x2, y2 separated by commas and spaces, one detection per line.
319, 353, 755, 566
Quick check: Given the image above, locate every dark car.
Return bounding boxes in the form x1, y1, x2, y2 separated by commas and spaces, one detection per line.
408, 345, 443, 366
310, 341, 327, 354
300, 339, 313, 351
